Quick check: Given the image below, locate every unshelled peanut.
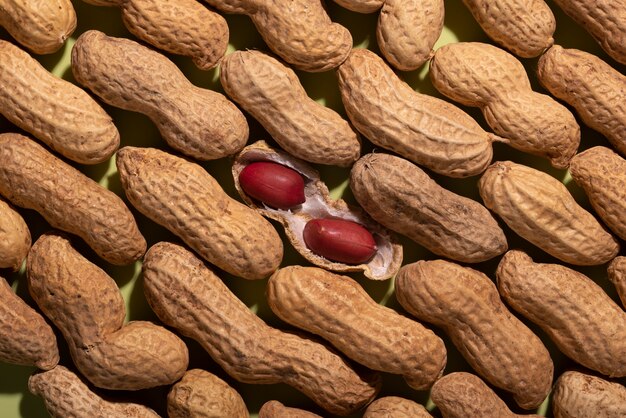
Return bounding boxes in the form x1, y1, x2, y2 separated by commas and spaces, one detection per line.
430, 42, 580, 169
117, 146, 283, 280
268, 266, 447, 390
0, 197, 30, 271
363, 397, 432, 418
479, 161, 619, 265
552, 371, 626, 418
337, 49, 498, 177
538, 46, 626, 157
142, 242, 380, 416
396, 260, 552, 409
27, 233, 189, 390
302, 219, 377, 265
497, 250, 626, 377
332, 0, 383, 13
608, 257, 626, 308
259, 401, 321, 418
72, 30, 248, 161
0, 133, 145, 265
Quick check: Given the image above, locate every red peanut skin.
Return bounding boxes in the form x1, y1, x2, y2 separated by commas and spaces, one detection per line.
238, 161, 306, 210
303, 219, 377, 265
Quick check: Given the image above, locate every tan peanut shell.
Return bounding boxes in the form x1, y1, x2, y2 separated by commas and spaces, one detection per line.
168, 369, 247, 418
479, 161, 619, 265
0, 277, 59, 370
0, 197, 30, 271
332, 0, 383, 13
221, 51, 361, 167
27, 233, 189, 390
538, 46, 626, 157
350, 153, 507, 263
72, 30, 248, 161
431, 372, 541, 418
337, 48, 497, 178
0, 133, 145, 265
268, 266, 446, 390
395, 260, 552, 409
0, 40, 119, 165
497, 250, 626, 377
460, 0, 555, 57
430, 42, 580, 169
608, 256, 626, 308
0, 0, 76, 54
202, 0, 352, 72
363, 396, 431, 418
29, 366, 161, 418
116, 146, 283, 280
259, 401, 321, 418
376, 0, 444, 71
551, 0, 626, 65
233, 141, 402, 281
552, 371, 626, 418
142, 242, 380, 416
570, 147, 626, 240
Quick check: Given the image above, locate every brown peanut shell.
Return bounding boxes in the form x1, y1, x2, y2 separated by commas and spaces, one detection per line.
116, 146, 283, 280
496, 250, 626, 377
552, 371, 626, 418
608, 256, 626, 308
0, 40, 119, 165
268, 266, 446, 390
221, 51, 360, 167
259, 401, 321, 418
232, 141, 402, 281
537, 46, 626, 157
395, 260, 552, 409
430, 42, 580, 169
337, 48, 497, 178
479, 161, 619, 265
363, 396, 431, 418
0, 133, 145, 265
142, 242, 380, 416
332, 0, 383, 13
29, 366, 161, 418
0, 197, 30, 271
72, 30, 248, 161
350, 153, 507, 263
168, 369, 248, 418
27, 233, 189, 390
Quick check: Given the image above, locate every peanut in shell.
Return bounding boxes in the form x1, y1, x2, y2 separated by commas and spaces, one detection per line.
363, 396, 432, 418
608, 256, 626, 309
259, 401, 321, 418
552, 371, 626, 418
0, 197, 30, 271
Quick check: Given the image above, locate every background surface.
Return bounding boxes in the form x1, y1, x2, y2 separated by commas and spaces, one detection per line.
1, 0, 625, 416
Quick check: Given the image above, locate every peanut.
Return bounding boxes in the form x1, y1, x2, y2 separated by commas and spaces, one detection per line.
376, 0, 444, 71
332, 0, 383, 13
168, 369, 248, 418
117, 146, 283, 280
0, 277, 58, 370
238, 161, 305, 210
142, 242, 380, 416
303, 218, 377, 265
496, 250, 626, 377
0, 40, 119, 165
430, 42, 580, 169
479, 161, 619, 265
82, 0, 228, 70
0, 133, 145, 265
537, 45, 626, 157
460, 0, 555, 57
350, 153, 508, 263
550, 0, 626, 65
259, 401, 321, 418
220, 50, 360, 167
29, 366, 160, 418
395, 260, 552, 409
0, 0, 76, 54
363, 397, 432, 418
233, 141, 403, 281
27, 233, 189, 390
608, 256, 626, 308
0, 197, 30, 271
431, 372, 541, 418
72, 30, 248, 161
569, 146, 626, 240
337, 48, 497, 177
552, 371, 626, 418
202, 0, 352, 72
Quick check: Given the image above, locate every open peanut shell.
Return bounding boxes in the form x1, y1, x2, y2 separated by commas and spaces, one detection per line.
232, 141, 403, 281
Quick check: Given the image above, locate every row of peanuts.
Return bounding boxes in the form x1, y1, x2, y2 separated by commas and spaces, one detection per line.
1, 0, 625, 417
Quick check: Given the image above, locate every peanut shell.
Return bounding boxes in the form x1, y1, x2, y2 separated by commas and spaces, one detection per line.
608, 256, 626, 309
363, 397, 432, 418
259, 401, 321, 418
552, 371, 626, 418
479, 161, 619, 265
332, 0, 383, 13
117, 146, 283, 280
0, 133, 145, 265
496, 250, 626, 377
0, 197, 30, 271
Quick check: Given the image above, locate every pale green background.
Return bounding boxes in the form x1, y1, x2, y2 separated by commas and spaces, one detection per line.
0, 0, 625, 417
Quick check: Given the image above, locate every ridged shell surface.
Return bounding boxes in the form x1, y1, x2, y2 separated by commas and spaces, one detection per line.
552, 371, 626, 418
363, 396, 432, 418
608, 256, 626, 308
259, 401, 322, 418
0, 197, 30, 270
